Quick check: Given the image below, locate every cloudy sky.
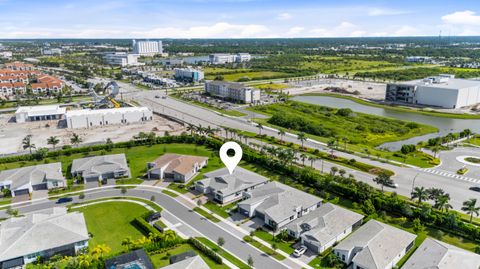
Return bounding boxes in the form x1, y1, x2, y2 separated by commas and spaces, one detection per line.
0, 0, 479, 38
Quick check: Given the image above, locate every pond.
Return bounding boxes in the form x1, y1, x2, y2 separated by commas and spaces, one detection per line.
292, 95, 480, 151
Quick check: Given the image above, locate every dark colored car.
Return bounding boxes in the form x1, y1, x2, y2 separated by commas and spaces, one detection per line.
57, 197, 73, 204
469, 186, 480, 192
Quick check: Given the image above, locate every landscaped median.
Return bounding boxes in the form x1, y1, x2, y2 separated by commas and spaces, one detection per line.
194, 207, 221, 223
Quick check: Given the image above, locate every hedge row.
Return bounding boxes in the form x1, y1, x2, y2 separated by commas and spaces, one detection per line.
133, 217, 161, 236
188, 238, 223, 264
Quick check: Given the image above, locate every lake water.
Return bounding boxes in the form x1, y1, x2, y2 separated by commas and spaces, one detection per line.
292, 95, 480, 151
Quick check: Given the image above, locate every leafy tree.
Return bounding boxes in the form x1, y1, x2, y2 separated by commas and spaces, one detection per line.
412, 218, 425, 233
434, 195, 452, 212
462, 198, 480, 222
70, 133, 82, 147
247, 255, 254, 268
6, 208, 19, 217
362, 199, 376, 215
372, 172, 394, 193
217, 237, 225, 247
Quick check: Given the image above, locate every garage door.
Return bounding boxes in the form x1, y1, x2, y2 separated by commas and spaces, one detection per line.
85, 176, 99, 182
303, 240, 320, 254
33, 183, 47, 190
14, 189, 29, 196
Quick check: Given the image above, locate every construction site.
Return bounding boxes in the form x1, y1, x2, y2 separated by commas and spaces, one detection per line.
0, 81, 185, 155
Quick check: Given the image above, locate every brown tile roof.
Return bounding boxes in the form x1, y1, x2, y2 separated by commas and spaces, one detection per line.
151, 154, 208, 176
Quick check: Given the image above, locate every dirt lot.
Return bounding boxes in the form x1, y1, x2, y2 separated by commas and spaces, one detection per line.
0, 114, 184, 156
286, 78, 387, 100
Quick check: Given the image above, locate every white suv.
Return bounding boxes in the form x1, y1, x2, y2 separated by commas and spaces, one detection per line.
293, 245, 307, 257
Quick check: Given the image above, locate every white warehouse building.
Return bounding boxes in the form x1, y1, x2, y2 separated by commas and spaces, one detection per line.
386, 74, 480, 109
65, 107, 153, 129
104, 52, 141, 67
15, 105, 66, 123
174, 68, 204, 82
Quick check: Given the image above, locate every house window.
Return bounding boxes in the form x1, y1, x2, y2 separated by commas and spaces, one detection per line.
342, 254, 345, 261
290, 215, 294, 220
53, 182, 58, 187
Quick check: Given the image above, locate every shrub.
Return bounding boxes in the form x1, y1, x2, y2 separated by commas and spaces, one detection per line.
132, 216, 160, 236
188, 238, 222, 264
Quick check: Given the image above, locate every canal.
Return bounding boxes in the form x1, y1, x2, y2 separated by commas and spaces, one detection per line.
292, 95, 480, 150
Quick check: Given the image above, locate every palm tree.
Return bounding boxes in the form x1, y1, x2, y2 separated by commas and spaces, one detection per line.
299, 153, 308, 166
308, 156, 318, 167
257, 123, 264, 135
342, 137, 348, 151
278, 130, 286, 143
47, 136, 60, 150
462, 198, 480, 222
22, 135, 35, 154
434, 195, 452, 212
186, 123, 196, 135
330, 166, 338, 176
91, 244, 111, 259
70, 133, 82, 147
163, 230, 177, 242
372, 172, 394, 193
121, 237, 133, 251
297, 132, 307, 150
432, 145, 440, 158
411, 186, 428, 205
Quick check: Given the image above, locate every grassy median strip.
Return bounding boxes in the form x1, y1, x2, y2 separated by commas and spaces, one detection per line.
196, 237, 251, 269
161, 189, 179, 197
243, 236, 286, 260
194, 207, 221, 223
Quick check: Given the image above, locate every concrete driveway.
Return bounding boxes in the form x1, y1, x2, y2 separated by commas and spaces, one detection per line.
31, 190, 49, 200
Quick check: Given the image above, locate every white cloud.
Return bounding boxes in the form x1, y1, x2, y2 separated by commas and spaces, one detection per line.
277, 12, 292, 20
285, 27, 304, 36
393, 25, 419, 36
442, 10, 480, 26
367, 7, 408, 16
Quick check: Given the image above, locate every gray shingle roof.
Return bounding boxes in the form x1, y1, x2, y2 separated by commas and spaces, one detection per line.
238, 181, 322, 223
164, 255, 209, 269
71, 154, 129, 177
402, 238, 480, 269
286, 203, 363, 245
334, 220, 416, 269
0, 163, 64, 190
197, 167, 269, 196
0, 207, 89, 262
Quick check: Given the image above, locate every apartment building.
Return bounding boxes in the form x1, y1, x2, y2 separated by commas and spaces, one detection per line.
132, 40, 163, 56
205, 81, 260, 104
0, 82, 26, 96
4, 61, 34, 71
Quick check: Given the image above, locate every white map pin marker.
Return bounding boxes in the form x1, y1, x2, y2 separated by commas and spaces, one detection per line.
220, 141, 243, 175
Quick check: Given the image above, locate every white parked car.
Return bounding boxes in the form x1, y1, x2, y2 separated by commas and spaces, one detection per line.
293, 245, 307, 257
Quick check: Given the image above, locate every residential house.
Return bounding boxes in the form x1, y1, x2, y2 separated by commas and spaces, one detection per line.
237, 181, 322, 230
195, 167, 269, 204
286, 203, 364, 254
104, 249, 154, 269
0, 82, 25, 97
333, 220, 416, 269
146, 154, 208, 183
402, 238, 480, 269
0, 163, 66, 197
71, 154, 131, 183
0, 207, 89, 268
165, 251, 209, 269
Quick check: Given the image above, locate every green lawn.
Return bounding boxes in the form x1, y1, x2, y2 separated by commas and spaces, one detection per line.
253, 230, 295, 254
203, 201, 236, 219
205, 71, 288, 82
194, 207, 221, 223
149, 243, 229, 269
196, 237, 251, 269
162, 189, 179, 197
254, 83, 290, 91
72, 201, 149, 254
243, 236, 285, 260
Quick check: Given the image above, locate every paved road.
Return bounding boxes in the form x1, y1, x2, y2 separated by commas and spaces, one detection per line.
2, 187, 292, 269
128, 89, 480, 210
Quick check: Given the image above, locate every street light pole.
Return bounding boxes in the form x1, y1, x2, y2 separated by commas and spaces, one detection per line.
411, 173, 419, 196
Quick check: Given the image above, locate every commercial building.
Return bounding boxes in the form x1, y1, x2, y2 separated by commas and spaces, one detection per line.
402, 238, 480, 269
65, 107, 153, 129
238, 181, 322, 230
209, 53, 251, 64
0, 51, 12, 59
286, 203, 363, 254
174, 68, 205, 82
0, 163, 66, 197
385, 74, 480, 109
147, 154, 208, 182
205, 81, 260, 104
104, 52, 140, 67
0, 207, 89, 268
15, 105, 66, 123
333, 220, 416, 269
42, 48, 62, 55
71, 154, 131, 183
195, 167, 269, 204
132, 40, 163, 56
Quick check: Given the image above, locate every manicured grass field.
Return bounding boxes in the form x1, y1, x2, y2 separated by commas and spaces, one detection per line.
205, 71, 288, 82
203, 201, 236, 219
253, 230, 295, 254
72, 201, 149, 254
194, 207, 221, 223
